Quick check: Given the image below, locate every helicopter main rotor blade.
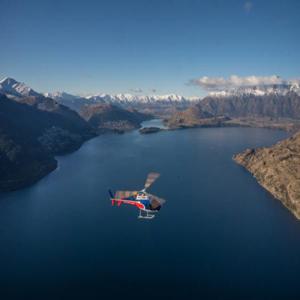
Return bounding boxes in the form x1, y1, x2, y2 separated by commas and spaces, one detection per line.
144, 172, 160, 190
115, 190, 138, 199
148, 193, 166, 208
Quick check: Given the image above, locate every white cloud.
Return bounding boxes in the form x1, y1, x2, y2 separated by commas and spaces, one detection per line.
244, 1, 253, 13
189, 75, 297, 91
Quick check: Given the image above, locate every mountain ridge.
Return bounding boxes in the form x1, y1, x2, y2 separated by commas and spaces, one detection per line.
234, 132, 300, 219
80, 103, 152, 133
0, 77, 41, 98
208, 83, 300, 98
166, 89, 300, 130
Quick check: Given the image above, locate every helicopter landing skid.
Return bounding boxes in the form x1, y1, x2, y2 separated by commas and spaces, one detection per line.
138, 210, 156, 219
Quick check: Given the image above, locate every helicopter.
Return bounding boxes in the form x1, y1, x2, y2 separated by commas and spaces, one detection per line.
109, 172, 166, 219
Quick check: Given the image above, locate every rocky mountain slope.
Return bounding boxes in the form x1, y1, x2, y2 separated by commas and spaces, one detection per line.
45, 92, 198, 117
234, 132, 300, 219
44, 91, 96, 112
199, 92, 300, 119
0, 78, 99, 191
0, 84, 97, 191
0, 77, 41, 98
9, 95, 96, 153
0, 94, 90, 191
166, 89, 300, 129
1, 77, 153, 131
166, 104, 230, 128
208, 82, 300, 98
80, 104, 151, 132
0, 77, 157, 191
0, 100, 152, 191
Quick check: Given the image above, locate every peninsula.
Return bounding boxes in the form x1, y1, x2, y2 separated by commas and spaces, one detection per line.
234, 132, 300, 219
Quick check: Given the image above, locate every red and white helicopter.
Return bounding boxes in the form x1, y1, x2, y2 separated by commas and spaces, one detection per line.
109, 172, 166, 219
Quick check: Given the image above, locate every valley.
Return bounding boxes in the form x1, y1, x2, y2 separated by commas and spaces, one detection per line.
1, 76, 300, 222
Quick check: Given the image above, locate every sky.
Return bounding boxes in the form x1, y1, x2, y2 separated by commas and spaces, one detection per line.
0, 0, 299, 97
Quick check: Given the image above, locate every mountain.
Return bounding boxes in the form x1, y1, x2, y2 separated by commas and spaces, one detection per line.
85, 94, 197, 118
0, 77, 97, 146
234, 132, 300, 219
0, 77, 41, 98
167, 104, 230, 128
208, 83, 300, 98
199, 91, 300, 119
44, 91, 94, 112
80, 103, 152, 133
0, 76, 160, 190
0, 77, 98, 191
5, 93, 96, 154
0, 95, 58, 191
45, 91, 199, 117
166, 86, 300, 129
45, 91, 199, 105
0, 77, 153, 135
85, 93, 197, 103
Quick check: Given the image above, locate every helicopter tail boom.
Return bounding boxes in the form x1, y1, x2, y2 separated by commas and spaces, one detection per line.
111, 198, 145, 210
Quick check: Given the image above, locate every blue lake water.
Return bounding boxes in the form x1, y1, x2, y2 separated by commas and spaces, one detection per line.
141, 118, 168, 129
1, 125, 300, 299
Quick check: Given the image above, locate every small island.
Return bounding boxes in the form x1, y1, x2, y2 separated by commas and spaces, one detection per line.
139, 127, 163, 134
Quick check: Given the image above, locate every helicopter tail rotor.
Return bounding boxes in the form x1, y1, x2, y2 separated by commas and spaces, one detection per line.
148, 193, 166, 210
108, 189, 114, 198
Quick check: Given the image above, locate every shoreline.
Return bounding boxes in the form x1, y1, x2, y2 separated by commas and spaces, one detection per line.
233, 132, 300, 220
165, 117, 300, 133
2, 118, 297, 194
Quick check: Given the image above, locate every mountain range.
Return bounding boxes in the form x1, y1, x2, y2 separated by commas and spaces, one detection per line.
0, 77, 153, 191
44, 92, 198, 115
1, 77, 197, 105
0, 93, 95, 191
2, 76, 300, 104
3, 76, 300, 114
166, 84, 300, 129
0, 77, 198, 117
208, 83, 300, 97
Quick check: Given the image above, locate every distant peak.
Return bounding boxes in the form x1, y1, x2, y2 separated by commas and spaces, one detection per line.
208, 83, 300, 97
0, 77, 19, 85
0, 76, 40, 97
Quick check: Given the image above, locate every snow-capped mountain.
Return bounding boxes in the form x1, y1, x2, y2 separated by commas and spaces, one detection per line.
208, 83, 300, 97
45, 92, 198, 114
196, 83, 300, 120
43, 91, 96, 111
0, 77, 41, 98
43, 91, 200, 112
0, 77, 200, 105
85, 93, 198, 103
44, 91, 82, 101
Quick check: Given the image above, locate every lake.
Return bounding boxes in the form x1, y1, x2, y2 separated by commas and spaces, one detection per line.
141, 118, 168, 129
1, 124, 300, 300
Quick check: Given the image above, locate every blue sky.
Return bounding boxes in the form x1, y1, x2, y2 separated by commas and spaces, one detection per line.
0, 0, 299, 96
